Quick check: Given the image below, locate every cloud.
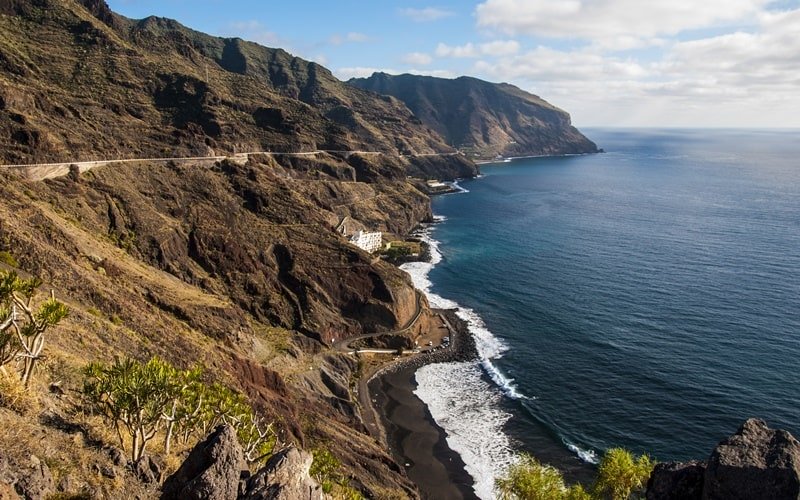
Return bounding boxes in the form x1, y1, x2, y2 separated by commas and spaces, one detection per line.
224, 20, 281, 46
475, 0, 770, 49
334, 67, 455, 80
469, 6, 800, 126
329, 32, 369, 45
408, 68, 456, 78
334, 67, 399, 80
402, 52, 434, 65
435, 40, 520, 58
399, 7, 455, 22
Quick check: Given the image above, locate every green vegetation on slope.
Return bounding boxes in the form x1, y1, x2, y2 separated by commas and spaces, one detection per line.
497, 449, 655, 500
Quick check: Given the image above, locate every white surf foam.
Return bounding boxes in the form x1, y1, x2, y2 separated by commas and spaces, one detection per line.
401, 221, 525, 498
566, 442, 599, 464
450, 180, 470, 193
415, 362, 516, 499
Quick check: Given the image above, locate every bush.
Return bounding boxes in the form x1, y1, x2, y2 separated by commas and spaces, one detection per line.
310, 448, 364, 499
495, 449, 655, 500
0, 270, 68, 387
593, 448, 654, 500
83, 356, 276, 463
496, 454, 573, 500
0, 251, 18, 267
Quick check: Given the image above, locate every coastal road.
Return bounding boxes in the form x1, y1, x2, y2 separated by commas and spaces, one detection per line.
332, 290, 425, 354
1, 149, 461, 181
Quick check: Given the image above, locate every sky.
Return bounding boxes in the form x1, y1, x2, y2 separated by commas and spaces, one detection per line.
106, 0, 800, 128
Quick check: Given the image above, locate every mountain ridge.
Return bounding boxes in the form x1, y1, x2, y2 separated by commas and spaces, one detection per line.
349, 71, 599, 160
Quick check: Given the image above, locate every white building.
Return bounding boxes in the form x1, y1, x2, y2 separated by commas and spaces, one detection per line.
350, 230, 383, 253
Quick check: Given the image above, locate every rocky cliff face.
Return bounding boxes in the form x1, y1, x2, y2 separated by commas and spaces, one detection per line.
647, 419, 800, 500
349, 72, 599, 160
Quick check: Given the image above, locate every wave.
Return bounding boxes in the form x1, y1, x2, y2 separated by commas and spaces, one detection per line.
450, 180, 470, 193
401, 221, 526, 498
566, 442, 599, 464
415, 362, 516, 499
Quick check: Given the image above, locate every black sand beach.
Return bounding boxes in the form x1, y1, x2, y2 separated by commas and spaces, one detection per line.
368, 309, 480, 499
372, 367, 478, 499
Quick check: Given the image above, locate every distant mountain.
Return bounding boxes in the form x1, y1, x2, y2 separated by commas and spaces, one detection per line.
0, 0, 462, 165
349, 72, 599, 159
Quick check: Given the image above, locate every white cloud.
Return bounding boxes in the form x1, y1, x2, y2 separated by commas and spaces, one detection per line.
334, 67, 455, 80
225, 20, 281, 47
436, 40, 520, 58
399, 7, 455, 22
334, 67, 398, 80
329, 32, 369, 45
436, 42, 479, 58
469, 7, 800, 126
478, 39, 521, 56
475, 0, 770, 49
402, 52, 434, 65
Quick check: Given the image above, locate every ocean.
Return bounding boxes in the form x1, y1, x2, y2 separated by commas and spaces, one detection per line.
401, 128, 800, 499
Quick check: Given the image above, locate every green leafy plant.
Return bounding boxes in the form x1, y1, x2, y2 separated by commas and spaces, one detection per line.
593, 448, 654, 500
83, 357, 177, 462
83, 356, 276, 463
0, 270, 68, 387
495, 448, 655, 500
310, 448, 364, 499
0, 251, 18, 267
496, 454, 570, 500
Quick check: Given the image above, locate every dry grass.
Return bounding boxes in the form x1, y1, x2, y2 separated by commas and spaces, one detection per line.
0, 370, 40, 414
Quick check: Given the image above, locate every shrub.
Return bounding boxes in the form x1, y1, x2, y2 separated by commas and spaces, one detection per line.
593, 448, 654, 500
0, 251, 18, 267
496, 454, 569, 500
83, 357, 178, 462
495, 448, 655, 500
83, 356, 276, 463
310, 447, 364, 498
0, 270, 68, 386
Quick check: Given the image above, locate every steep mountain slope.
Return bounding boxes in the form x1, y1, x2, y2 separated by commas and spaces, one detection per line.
349, 72, 599, 159
0, 153, 432, 497
0, 0, 459, 165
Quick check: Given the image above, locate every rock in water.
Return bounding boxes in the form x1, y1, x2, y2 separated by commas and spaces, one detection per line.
646, 461, 706, 500
703, 418, 800, 500
241, 447, 325, 500
161, 425, 246, 500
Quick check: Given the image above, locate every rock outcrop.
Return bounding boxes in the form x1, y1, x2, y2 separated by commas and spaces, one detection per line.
647, 461, 706, 500
161, 425, 246, 500
349, 72, 598, 160
241, 447, 324, 500
161, 426, 324, 500
0, 453, 54, 500
647, 419, 800, 500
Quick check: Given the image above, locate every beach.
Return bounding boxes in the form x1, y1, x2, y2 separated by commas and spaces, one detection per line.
368, 309, 480, 499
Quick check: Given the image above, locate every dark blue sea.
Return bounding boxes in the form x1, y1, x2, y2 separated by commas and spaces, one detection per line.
403, 128, 800, 498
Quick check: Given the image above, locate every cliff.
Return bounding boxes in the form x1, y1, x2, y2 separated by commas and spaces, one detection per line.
348, 72, 599, 160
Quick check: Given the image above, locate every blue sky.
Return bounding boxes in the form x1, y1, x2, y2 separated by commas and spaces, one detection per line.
107, 0, 800, 128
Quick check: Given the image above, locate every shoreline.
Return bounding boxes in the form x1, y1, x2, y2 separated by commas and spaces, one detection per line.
367, 309, 480, 499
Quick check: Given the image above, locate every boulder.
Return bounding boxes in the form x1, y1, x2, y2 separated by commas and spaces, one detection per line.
646, 461, 705, 500
161, 425, 247, 500
241, 447, 325, 500
703, 418, 800, 500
